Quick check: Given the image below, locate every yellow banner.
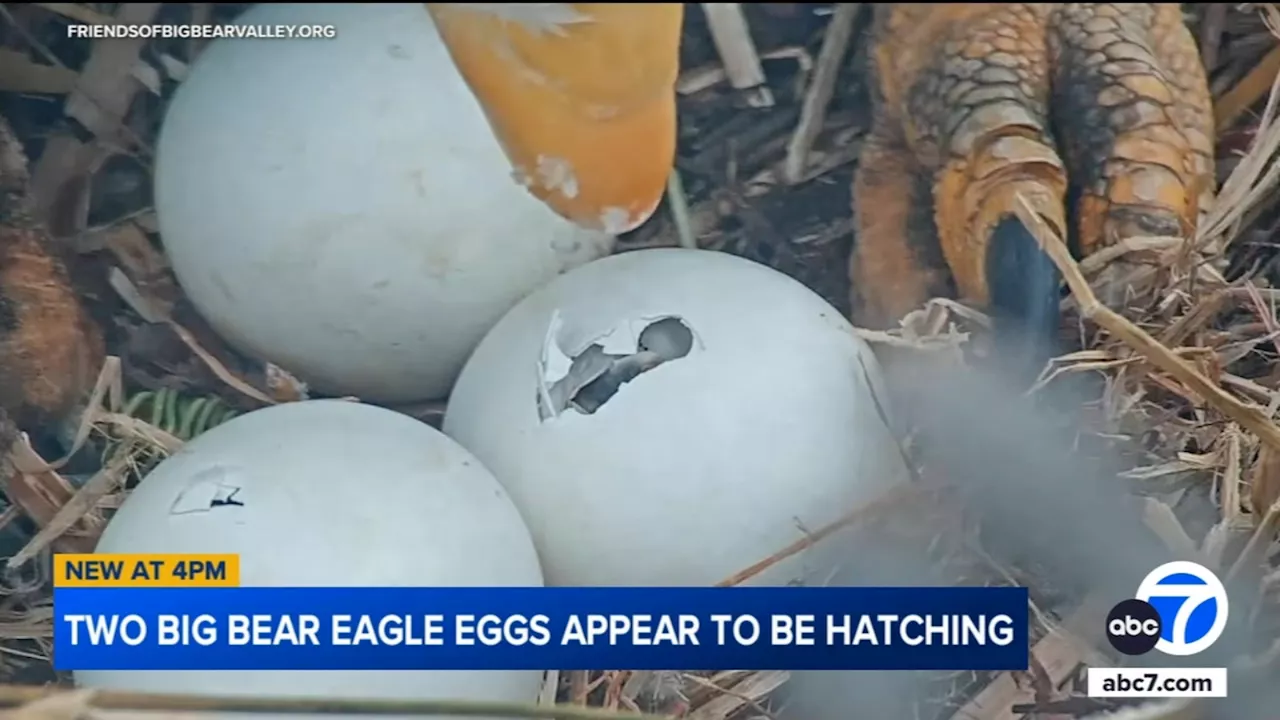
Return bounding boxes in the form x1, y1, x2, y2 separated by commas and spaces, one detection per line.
53, 553, 240, 587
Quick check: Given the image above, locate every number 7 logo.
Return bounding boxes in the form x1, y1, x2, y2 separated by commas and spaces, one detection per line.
1135, 561, 1229, 657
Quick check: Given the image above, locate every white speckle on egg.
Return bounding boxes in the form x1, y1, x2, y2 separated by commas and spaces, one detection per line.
535, 155, 579, 199
600, 207, 633, 235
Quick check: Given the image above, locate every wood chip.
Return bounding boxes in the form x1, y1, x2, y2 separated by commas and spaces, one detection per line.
782, 3, 859, 184
688, 671, 788, 720
27, 136, 94, 229
7, 451, 130, 568
1250, 442, 1280, 515
33, 3, 112, 25
1141, 498, 1211, 565
63, 3, 162, 141
107, 267, 166, 324
1215, 43, 1280, 130
166, 321, 277, 407
0, 430, 102, 555
700, 3, 773, 107
0, 689, 98, 720
950, 607, 1109, 720
0, 49, 76, 94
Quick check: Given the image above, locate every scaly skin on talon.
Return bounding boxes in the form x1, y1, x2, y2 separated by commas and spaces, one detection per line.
850, 3, 1214, 345
1048, 3, 1213, 256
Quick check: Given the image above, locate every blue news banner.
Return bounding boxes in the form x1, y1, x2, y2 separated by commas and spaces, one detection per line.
54, 587, 1029, 672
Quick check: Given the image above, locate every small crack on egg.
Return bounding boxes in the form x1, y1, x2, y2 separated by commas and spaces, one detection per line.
169, 466, 246, 515
536, 155, 579, 199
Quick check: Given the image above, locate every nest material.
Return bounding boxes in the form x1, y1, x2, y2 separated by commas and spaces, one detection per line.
0, 4, 1276, 720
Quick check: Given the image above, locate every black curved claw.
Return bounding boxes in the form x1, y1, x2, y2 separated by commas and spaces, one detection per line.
985, 214, 1063, 378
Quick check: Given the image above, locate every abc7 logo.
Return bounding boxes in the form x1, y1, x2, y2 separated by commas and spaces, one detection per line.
1105, 561, 1229, 657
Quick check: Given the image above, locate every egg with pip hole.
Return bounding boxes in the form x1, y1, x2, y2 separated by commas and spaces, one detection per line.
153, 2, 615, 404
443, 248, 912, 587
75, 399, 545, 712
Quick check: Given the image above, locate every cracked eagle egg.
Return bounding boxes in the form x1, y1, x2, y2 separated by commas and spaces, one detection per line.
443, 248, 913, 587
153, 2, 614, 404
76, 399, 544, 706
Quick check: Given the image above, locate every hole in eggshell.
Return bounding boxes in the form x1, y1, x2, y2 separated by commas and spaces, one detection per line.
208, 487, 245, 508
536, 316, 694, 420
169, 466, 246, 515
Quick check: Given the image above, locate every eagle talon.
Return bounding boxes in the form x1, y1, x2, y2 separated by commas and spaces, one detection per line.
985, 214, 1063, 366
850, 3, 1214, 363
